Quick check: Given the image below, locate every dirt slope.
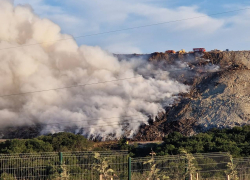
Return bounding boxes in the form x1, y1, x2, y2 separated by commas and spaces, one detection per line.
133, 51, 250, 141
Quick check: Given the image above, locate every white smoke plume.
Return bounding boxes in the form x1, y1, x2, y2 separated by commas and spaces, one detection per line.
0, 0, 189, 139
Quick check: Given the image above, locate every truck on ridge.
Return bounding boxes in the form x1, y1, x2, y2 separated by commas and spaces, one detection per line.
165, 50, 176, 54
193, 48, 206, 52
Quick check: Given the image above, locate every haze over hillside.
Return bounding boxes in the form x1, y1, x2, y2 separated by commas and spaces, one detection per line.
1, 1, 250, 141
0, 1, 189, 140
2, 49, 250, 141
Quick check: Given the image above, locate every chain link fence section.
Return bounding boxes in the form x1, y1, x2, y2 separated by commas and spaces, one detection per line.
130, 152, 232, 180
1, 151, 250, 180
62, 151, 128, 180
0, 151, 128, 180
131, 155, 186, 180
0, 152, 60, 179
191, 152, 231, 180
233, 157, 250, 180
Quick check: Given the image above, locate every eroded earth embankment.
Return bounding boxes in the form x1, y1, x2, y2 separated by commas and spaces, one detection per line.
133, 51, 250, 141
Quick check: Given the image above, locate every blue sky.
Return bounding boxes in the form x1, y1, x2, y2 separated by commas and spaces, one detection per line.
14, 0, 250, 53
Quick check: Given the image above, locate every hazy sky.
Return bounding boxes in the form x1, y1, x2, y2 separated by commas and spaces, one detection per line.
14, 0, 250, 53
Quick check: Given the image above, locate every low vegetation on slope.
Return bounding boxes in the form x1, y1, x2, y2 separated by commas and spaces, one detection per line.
155, 125, 250, 158
1, 125, 250, 158
0, 132, 94, 153
129, 125, 250, 157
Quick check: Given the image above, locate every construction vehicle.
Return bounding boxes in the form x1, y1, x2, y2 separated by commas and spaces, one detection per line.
193, 48, 206, 52
165, 50, 176, 54
211, 49, 222, 52
177, 49, 186, 54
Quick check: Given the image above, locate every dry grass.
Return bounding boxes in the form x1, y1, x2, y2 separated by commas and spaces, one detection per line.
0, 139, 7, 143
93, 140, 118, 149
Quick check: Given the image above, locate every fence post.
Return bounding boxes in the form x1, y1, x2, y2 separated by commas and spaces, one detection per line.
59, 152, 63, 165
59, 152, 63, 179
227, 175, 230, 180
111, 172, 113, 180
185, 158, 188, 180
196, 173, 199, 180
128, 157, 131, 180
189, 173, 192, 180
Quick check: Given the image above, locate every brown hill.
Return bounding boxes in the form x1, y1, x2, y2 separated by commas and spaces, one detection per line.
133, 51, 250, 141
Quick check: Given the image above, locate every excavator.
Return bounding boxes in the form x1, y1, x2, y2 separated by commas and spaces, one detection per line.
177, 49, 186, 54
165, 50, 176, 54
165, 49, 186, 54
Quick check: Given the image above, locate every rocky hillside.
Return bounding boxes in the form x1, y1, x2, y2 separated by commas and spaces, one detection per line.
133, 51, 250, 141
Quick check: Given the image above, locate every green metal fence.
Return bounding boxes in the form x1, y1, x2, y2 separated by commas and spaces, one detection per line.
130, 152, 248, 180
0, 151, 128, 180
131, 154, 186, 180
192, 152, 231, 180
1, 152, 250, 180
234, 157, 250, 180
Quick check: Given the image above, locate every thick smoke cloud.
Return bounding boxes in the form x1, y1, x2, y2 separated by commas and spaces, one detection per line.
0, 0, 189, 139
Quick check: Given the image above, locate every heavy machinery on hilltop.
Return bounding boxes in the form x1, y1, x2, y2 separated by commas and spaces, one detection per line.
177, 49, 186, 54
193, 48, 206, 52
211, 49, 222, 52
165, 50, 176, 54
165, 49, 186, 54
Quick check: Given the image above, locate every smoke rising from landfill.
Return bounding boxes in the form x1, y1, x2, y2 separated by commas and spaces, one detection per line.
0, 0, 189, 139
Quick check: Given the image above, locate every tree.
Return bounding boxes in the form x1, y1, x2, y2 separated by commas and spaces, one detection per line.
38, 132, 93, 151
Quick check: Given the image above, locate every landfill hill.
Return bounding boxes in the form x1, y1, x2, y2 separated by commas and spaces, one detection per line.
133, 50, 250, 141
1, 51, 250, 140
